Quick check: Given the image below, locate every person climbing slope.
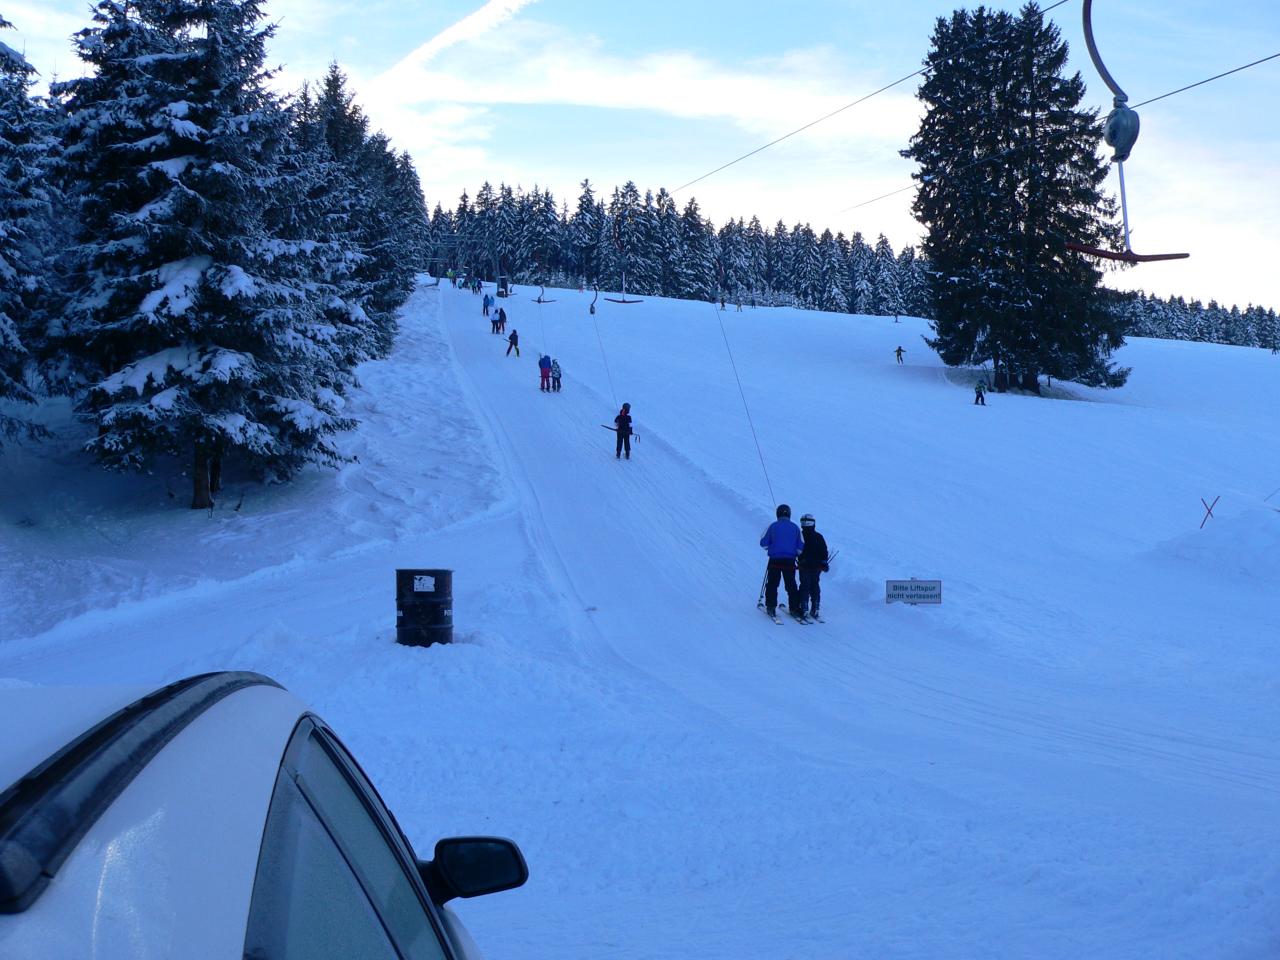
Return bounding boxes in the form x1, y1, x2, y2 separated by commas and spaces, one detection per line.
614, 403, 633, 459
797, 513, 829, 622
760, 504, 804, 621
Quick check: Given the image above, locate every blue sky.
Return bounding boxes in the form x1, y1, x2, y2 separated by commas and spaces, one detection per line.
9, 0, 1279, 306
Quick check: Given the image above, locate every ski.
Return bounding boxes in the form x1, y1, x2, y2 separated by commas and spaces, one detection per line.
788, 612, 811, 625
809, 612, 825, 623
760, 606, 783, 625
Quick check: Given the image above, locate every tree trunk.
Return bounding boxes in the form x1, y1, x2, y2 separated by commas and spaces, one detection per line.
192, 442, 215, 510
1019, 371, 1041, 395
210, 452, 223, 495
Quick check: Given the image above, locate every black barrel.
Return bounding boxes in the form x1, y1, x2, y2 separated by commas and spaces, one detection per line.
395, 569, 453, 646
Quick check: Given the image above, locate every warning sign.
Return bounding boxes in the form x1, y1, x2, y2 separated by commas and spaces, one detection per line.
886, 580, 942, 604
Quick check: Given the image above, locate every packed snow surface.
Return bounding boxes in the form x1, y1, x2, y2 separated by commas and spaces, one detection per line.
2, 280, 1279, 958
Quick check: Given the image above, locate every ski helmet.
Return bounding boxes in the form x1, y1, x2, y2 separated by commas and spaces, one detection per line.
776, 504, 791, 519
800, 513, 816, 528
621, 402, 630, 412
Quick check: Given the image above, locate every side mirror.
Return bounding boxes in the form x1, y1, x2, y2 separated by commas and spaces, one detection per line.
418, 837, 528, 905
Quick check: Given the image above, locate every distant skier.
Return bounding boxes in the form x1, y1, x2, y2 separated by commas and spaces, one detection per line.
506, 329, 519, 357
797, 513, 829, 621
719, 294, 726, 310
551, 358, 562, 392
974, 380, 986, 405
760, 504, 804, 620
614, 402, 633, 459
895, 346, 905, 364
539, 354, 552, 391
483, 293, 492, 317
490, 311, 499, 335
497, 307, 507, 334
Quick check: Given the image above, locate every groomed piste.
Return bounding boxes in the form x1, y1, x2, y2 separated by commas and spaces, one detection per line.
2, 278, 1279, 958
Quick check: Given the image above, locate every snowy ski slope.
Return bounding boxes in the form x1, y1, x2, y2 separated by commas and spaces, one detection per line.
2, 278, 1279, 958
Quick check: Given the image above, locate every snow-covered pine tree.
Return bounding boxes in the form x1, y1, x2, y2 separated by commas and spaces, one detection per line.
790, 225, 820, 307
905, 4, 1125, 391
569, 179, 601, 284
744, 216, 767, 304
764, 220, 792, 306
309, 64, 423, 354
495, 183, 520, 281
526, 186, 562, 282
273, 84, 379, 372
816, 229, 848, 313
604, 181, 645, 295
871, 234, 905, 318
614, 189, 651, 295
653, 188, 682, 295
390, 152, 430, 273
718, 219, 751, 302
453, 189, 473, 275
0, 12, 55, 446
675, 198, 717, 301
428, 203, 455, 274
896, 246, 931, 319
55, 0, 358, 508
466, 181, 495, 279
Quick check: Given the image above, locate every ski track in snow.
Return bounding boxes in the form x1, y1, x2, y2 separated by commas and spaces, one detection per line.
2, 279, 1280, 958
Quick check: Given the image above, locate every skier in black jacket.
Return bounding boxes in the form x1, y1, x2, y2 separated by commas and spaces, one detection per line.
797, 513, 829, 620
614, 403, 632, 459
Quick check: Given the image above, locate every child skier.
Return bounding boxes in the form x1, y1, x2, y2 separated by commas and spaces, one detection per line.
539, 354, 552, 391
895, 346, 905, 364
797, 513, 829, 621
506, 329, 519, 357
759, 504, 804, 620
551, 358, 562, 392
974, 380, 986, 405
614, 403, 633, 459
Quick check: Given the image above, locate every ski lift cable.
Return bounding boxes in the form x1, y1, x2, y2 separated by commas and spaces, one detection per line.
672, 0, 1077, 195
841, 49, 1280, 213
713, 302, 777, 509
592, 310, 619, 408
1128, 51, 1280, 110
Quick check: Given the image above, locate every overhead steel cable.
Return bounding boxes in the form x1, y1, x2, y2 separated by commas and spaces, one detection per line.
710, 300, 776, 508
842, 49, 1280, 212
1129, 51, 1280, 109
672, 0, 1076, 194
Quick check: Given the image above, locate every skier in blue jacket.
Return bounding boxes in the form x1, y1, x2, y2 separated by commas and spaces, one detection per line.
760, 503, 804, 619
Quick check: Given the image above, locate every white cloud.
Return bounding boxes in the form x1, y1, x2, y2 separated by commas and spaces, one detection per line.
383, 0, 540, 76
372, 19, 917, 150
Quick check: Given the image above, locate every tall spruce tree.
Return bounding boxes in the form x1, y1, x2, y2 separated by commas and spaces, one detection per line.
569, 179, 600, 283
904, 4, 1126, 390
675, 198, 716, 301
55, 0, 356, 508
0, 13, 54, 446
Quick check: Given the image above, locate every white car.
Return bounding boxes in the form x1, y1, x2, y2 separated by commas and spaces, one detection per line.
0, 671, 527, 959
